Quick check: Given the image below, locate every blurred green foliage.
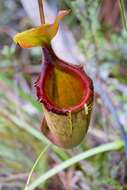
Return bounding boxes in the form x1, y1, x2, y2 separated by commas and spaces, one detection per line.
0, 0, 127, 190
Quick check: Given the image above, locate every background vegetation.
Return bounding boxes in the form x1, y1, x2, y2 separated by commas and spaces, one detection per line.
0, 0, 127, 190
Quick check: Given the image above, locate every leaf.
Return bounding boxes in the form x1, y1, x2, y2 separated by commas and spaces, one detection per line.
13, 10, 70, 48
28, 140, 124, 190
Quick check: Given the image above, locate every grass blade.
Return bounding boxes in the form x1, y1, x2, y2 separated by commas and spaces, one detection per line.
28, 140, 124, 190
25, 144, 51, 190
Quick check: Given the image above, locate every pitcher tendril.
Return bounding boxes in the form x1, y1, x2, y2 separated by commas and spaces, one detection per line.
38, 0, 45, 24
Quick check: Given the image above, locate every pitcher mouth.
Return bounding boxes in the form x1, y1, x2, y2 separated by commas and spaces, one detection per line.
35, 58, 93, 115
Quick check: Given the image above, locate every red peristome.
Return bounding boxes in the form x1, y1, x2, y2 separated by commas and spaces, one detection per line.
35, 46, 93, 115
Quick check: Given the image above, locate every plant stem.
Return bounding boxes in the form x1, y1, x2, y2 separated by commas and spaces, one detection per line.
28, 140, 124, 190
24, 144, 51, 190
38, 0, 45, 24
119, 0, 127, 31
